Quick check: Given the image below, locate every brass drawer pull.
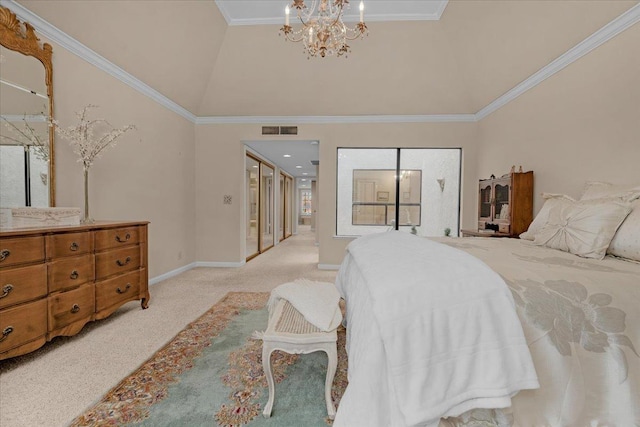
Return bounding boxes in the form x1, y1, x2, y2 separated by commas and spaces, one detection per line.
70, 304, 80, 314
70, 270, 79, 280
115, 233, 131, 243
0, 326, 13, 343
116, 284, 131, 294
0, 284, 13, 299
116, 256, 131, 267
0, 249, 10, 262
70, 242, 79, 251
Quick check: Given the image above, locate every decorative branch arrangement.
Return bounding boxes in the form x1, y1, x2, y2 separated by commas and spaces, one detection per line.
0, 113, 50, 162
52, 104, 136, 171
51, 104, 136, 223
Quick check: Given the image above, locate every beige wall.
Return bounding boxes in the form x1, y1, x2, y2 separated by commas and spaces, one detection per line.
19, 0, 227, 113
477, 22, 640, 214
195, 122, 478, 266
49, 41, 196, 279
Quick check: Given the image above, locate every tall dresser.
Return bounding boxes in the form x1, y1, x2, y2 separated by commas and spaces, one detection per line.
477, 171, 534, 237
0, 221, 149, 360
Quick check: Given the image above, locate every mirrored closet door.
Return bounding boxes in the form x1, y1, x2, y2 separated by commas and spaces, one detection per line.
279, 172, 293, 241
245, 154, 260, 259
260, 163, 275, 252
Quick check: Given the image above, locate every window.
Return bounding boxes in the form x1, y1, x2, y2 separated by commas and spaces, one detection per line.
337, 148, 461, 237
300, 190, 312, 215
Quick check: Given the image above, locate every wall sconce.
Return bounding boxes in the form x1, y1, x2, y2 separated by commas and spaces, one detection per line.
436, 178, 445, 192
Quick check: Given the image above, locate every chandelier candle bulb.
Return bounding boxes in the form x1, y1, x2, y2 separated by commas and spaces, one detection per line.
360, 1, 364, 22
285, 5, 290, 26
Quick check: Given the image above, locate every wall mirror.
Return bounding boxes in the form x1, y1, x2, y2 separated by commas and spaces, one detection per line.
0, 5, 55, 207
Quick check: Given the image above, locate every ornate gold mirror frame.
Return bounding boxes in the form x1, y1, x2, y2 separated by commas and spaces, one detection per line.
0, 5, 55, 206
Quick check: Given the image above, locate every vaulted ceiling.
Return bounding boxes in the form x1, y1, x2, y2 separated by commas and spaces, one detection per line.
16, 0, 639, 117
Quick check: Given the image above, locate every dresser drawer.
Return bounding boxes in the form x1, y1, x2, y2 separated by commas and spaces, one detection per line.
46, 232, 91, 258
498, 223, 510, 234
94, 226, 141, 251
0, 236, 45, 268
95, 270, 140, 313
0, 298, 47, 353
0, 264, 48, 310
48, 283, 95, 332
95, 246, 140, 279
48, 254, 95, 293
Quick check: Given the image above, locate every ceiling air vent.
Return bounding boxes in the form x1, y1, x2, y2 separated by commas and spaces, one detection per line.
280, 126, 298, 135
261, 126, 280, 135
261, 126, 298, 136
310, 160, 319, 165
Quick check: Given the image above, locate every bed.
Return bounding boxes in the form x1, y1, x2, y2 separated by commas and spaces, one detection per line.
334, 184, 640, 427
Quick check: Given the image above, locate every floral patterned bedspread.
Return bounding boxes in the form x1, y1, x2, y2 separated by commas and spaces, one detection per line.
437, 237, 640, 427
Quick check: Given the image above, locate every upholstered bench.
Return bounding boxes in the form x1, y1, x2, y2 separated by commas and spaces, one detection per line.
261, 298, 338, 419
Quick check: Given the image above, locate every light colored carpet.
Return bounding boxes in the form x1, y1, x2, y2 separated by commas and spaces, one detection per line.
0, 226, 337, 427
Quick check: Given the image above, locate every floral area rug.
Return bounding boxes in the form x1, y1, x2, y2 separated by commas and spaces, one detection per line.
70, 292, 348, 427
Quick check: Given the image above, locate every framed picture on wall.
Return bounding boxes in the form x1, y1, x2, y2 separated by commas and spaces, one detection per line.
377, 191, 389, 202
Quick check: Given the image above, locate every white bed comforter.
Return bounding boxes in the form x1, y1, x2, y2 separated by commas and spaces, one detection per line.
334, 232, 539, 427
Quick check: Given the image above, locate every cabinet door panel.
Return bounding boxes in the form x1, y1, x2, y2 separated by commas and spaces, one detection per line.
478, 182, 493, 221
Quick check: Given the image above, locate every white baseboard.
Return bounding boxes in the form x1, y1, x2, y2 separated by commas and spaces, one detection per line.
195, 261, 246, 268
149, 262, 197, 285
318, 264, 341, 270
149, 260, 246, 285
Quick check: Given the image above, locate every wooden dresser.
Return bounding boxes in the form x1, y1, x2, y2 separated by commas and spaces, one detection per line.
0, 221, 149, 360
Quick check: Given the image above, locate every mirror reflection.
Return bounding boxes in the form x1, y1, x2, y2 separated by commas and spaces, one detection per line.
0, 8, 54, 208
1, 46, 49, 207
351, 169, 422, 226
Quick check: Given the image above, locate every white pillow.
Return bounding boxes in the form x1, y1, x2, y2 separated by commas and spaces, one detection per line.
533, 199, 631, 259
519, 193, 575, 241
581, 181, 640, 203
607, 199, 640, 261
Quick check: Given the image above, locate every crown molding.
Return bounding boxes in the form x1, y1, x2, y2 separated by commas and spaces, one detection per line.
196, 114, 477, 125
224, 13, 445, 27
1, 114, 47, 122
476, 2, 640, 121
213, 0, 233, 26
1, 0, 197, 123
215, 0, 448, 26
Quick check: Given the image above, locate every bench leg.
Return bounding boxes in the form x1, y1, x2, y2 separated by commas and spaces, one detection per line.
262, 344, 275, 418
324, 345, 338, 420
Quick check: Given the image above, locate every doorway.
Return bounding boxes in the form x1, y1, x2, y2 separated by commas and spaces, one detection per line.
244, 140, 319, 261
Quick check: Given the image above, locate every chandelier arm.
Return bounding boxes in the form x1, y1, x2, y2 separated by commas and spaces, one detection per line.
330, 1, 344, 27
281, 25, 306, 43
344, 29, 366, 40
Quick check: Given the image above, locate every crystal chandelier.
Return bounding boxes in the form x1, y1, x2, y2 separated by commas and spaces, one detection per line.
280, 0, 368, 58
